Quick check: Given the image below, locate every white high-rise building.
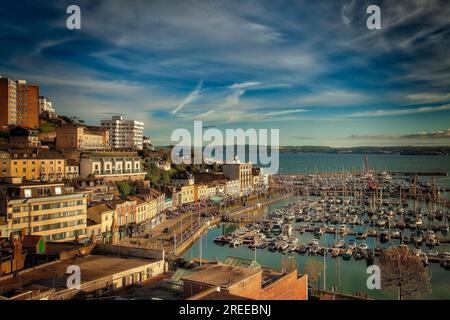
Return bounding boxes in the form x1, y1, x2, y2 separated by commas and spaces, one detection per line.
101, 115, 144, 150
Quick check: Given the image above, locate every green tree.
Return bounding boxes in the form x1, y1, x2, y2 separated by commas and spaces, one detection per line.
117, 181, 133, 197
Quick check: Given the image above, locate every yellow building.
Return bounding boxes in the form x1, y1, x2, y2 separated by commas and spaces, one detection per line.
180, 184, 195, 204
0, 151, 66, 182
0, 179, 87, 242
194, 184, 209, 202
87, 203, 114, 235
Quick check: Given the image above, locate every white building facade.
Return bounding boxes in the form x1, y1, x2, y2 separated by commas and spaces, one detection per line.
101, 115, 144, 150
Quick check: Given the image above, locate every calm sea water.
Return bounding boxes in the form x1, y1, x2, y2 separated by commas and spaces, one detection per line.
184, 153, 450, 300
278, 152, 450, 184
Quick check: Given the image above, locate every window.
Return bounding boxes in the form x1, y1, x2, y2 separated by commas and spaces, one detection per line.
55, 186, 62, 195
24, 188, 32, 198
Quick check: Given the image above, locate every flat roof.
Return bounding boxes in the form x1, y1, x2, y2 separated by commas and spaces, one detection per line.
0, 255, 156, 296
181, 264, 260, 287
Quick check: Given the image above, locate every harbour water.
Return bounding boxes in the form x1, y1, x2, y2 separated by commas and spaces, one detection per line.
184, 154, 450, 300
184, 196, 450, 300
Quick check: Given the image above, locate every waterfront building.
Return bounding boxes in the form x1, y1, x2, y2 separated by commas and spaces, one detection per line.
86, 219, 102, 242
8, 126, 41, 148
0, 244, 166, 300
128, 195, 159, 232
224, 179, 240, 196
87, 203, 114, 242
193, 184, 209, 202
56, 124, 110, 151
182, 257, 308, 300
178, 184, 195, 205
0, 150, 66, 182
101, 115, 144, 150
79, 151, 145, 182
0, 237, 26, 276
149, 188, 165, 215
222, 162, 253, 194
0, 178, 87, 242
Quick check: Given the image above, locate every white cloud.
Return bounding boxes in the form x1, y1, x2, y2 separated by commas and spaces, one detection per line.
349, 104, 450, 117
172, 80, 203, 114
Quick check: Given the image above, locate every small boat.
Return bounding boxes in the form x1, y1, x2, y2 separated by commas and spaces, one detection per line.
396, 221, 406, 229
229, 238, 243, 247
359, 243, 368, 250
356, 232, 368, 240
335, 240, 345, 248
348, 240, 357, 250
402, 235, 410, 245
390, 230, 401, 238
380, 231, 390, 243
427, 250, 439, 257
342, 249, 353, 261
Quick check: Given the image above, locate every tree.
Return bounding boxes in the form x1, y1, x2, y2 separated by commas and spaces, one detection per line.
304, 259, 323, 291
379, 246, 430, 300
117, 181, 133, 197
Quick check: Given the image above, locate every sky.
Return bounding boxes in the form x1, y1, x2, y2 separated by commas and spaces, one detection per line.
1, 0, 450, 147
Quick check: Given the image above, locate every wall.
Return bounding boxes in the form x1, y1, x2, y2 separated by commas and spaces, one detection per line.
259, 271, 308, 300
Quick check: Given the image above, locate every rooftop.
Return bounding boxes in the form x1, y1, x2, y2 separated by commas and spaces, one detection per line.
0, 255, 155, 297
181, 264, 260, 288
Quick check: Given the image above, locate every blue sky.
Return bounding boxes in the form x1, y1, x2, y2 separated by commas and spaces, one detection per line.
1, 0, 450, 146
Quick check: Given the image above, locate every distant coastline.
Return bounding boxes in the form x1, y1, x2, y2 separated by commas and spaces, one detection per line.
278, 146, 450, 156
156, 145, 450, 156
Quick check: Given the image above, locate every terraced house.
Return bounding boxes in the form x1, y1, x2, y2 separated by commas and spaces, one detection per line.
0, 151, 66, 182
0, 178, 87, 242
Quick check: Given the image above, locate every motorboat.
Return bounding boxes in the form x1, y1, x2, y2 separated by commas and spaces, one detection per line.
358, 243, 368, 250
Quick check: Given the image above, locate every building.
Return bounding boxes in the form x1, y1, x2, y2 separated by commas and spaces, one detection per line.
182, 258, 308, 300
9, 126, 41, 148
171, 170, 194, 187
143, 136, 154, 151
0, 179, 87, 242
194, 184, 209, 202
87, 203, 114, 242
38, 96, 56, 118
0, 150, 66, 182
16, 80, 40, 129
65, 159, 79, 180
179, 184, 195, 205
224, 179, 240, 196
56, 124, 110, 151
0, 244, 166, 300
79, 152, 145, 182
0, 77, 17, 126
101, 115, 144, 150
222, 162, 253, 194
0, 237, 26, 276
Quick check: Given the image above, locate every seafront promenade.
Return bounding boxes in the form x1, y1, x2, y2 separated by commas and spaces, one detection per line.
119, 191, 295, 259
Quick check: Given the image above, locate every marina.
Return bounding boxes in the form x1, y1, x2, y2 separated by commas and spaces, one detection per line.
185, 168, 450, 300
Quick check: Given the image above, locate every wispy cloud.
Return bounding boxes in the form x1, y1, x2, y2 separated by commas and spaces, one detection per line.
349, 104, 450, 117
347, 129, 450, 141
172, 80, 203, 114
